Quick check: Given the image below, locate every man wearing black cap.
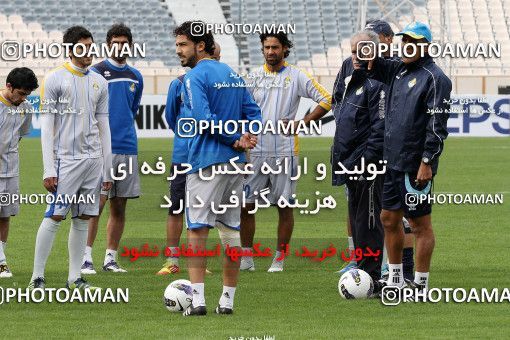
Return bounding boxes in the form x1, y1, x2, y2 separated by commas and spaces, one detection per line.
333, 19, 415, 281
367, 22, 452, 291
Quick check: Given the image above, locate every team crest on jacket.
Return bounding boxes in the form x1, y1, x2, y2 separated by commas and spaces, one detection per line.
130, 83, 136, 92
344, 75, 352, 86
408, 78, 417, 88
356, 86, 364, 95
284, 76, 291, 88
93, 82, 99, 91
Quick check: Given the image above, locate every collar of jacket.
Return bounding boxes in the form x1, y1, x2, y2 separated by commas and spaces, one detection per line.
350, 68, 368, 84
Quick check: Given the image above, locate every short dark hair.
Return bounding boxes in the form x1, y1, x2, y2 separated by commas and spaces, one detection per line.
106, 23, 133, 45
173, 21, 215, 55
63, 25, 93, 45
6, 67, 39, 91
260, 32, 293, 58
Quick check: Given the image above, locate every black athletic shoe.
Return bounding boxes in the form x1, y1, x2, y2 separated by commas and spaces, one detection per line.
404, 279, 426, 301
183, 304, 207, 316
371, 279, 387, 298
404, 278, 425, 290
28, 277, 45, 290
215, 305, 233, 315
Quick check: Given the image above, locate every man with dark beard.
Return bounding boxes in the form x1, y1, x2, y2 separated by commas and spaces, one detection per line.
240, 32, 332, 273
173, 21, 261, 316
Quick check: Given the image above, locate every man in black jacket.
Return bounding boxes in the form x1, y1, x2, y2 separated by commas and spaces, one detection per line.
367, 22, 452, 290
333, 20, 415, 281
332, 30, 386, 282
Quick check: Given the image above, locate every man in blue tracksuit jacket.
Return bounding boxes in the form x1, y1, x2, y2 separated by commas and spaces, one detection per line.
158, 43, 221, 276
173, 21, 261, 316
84, 24, 144, 274
367, 22, 452, 290
332, 30, 386, 283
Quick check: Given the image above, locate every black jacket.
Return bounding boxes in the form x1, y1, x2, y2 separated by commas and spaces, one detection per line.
332, 57, 354, 111
331, 69, 386, 186
368, 55, 452, 174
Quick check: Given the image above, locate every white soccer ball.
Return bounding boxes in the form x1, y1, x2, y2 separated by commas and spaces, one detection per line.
163, 279, 193, 312
338, 268, 374, 299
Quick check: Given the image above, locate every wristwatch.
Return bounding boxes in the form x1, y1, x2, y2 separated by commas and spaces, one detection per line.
422, 157, 431, 165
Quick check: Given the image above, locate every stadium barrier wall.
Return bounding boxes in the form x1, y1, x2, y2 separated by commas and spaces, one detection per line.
25, 95, 508, 138
3, 74, 510, 97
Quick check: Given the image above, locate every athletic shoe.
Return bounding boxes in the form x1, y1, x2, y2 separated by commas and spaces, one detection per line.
156, 262, 180, 275
336, 262, 357, 275
267, 258, 284, 272
215, 305, 233, 315
240, 257, 255, 272
380, 263, 389, 281
103, 260, 127, 273
404, 279, 426, 291
66, 277, 100, 291
403, 279, 426, 301
28, 277, 45, 289
0, 264, 12, 278
81, 261, 96, 275
182, 304, 207, 316
371, 279, 387, 298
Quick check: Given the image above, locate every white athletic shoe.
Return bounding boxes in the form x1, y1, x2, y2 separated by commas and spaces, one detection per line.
240, 257, 255, 272
267, 258, 284, 273
0, 263, 13, 278
81, 261, 97, 275
103, 260, 127, 273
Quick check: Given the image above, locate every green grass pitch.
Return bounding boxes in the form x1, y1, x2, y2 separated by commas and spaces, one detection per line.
1, 137, 509, 339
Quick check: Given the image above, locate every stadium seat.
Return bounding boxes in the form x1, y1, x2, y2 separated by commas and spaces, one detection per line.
27, 22, 43, 32
8, 14, 23, 24
0, 22, 12, 32
0, 0, 179, 69
2, 31, 18, 40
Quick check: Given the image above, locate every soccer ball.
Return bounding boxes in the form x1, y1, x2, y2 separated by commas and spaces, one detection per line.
338, 268, 374, 299
163, 279, 193, 312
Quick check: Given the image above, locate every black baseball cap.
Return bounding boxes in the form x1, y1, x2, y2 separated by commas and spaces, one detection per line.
365, 19, 394, 36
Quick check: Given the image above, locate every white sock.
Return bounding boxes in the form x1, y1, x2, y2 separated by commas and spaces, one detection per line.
274, 251, 284, 262
414, 271, 429, 289
68, 218, 88, 283
0, 241, 6, 264
104, 249, 117, 265
347, 236, 354, 250
388, 263, 404, 287
83, 246, 93, 263
347, 237, 355, 264
191, 282, 205, 307
166, 246, 180, 264
219, 286, 236, 309
32, 218, 61, 280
